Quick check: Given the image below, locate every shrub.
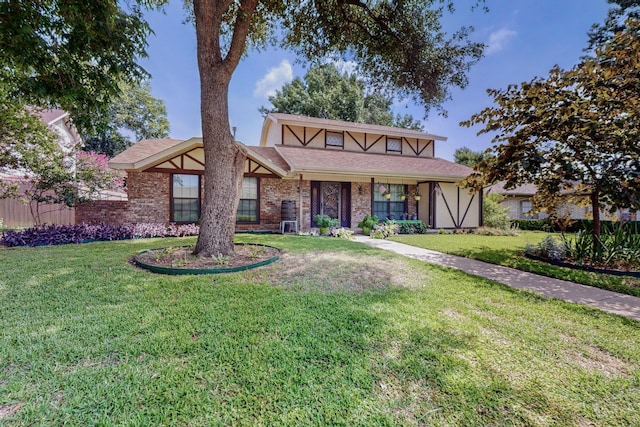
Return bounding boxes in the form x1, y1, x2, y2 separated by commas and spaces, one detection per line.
397, 222, 429, 234
525, 235, 567, 261
314, 214, 339, 229
357, 214, 379, 230
483, 193, 511, 229
473, 226, 519, 236
329, 227, 354, 240
1, 223, 200, 247
511, 219, 551, 231
371, 221, 398, 239
561, 222, 640, 267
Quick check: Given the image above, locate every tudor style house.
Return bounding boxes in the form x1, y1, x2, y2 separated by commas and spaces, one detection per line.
78, 113, 481, 231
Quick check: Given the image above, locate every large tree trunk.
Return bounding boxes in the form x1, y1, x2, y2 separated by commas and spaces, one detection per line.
192, 0, 249, 257
193, 72, 246, 257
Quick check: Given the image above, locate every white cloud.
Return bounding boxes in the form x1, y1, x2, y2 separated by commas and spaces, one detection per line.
485, 28, 517, 55
325, 58, 358, 76
253, 60, 293, 99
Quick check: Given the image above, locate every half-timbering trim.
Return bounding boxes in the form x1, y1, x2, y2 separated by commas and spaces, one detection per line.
459, 191, 476, 227
436, 183, 458, 228
147, 167, 203, 174
404, 138, 432, 156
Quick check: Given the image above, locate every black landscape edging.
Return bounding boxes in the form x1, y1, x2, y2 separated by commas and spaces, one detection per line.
524, 253, 640, 278
134, 244, 280, 275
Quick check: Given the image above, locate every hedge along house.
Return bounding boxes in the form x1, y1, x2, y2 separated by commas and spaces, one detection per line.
79, 113, 481, 231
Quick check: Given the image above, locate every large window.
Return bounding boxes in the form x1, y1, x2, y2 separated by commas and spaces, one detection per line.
374, 184, 407, 220
236, 177, 259, 223
171, 174, 200, 223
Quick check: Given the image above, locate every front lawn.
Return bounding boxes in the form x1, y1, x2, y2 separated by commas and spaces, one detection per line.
393, 231, 640, 297
1, 234, 639, 426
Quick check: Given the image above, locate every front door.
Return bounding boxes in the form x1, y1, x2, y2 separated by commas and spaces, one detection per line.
311, 181, 351, 227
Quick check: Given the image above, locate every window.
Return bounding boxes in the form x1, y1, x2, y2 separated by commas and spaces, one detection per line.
236, 177, 259, 223
386, 138, 402, 153
521, 200, 532, 218
326, 131, 344, 147
171, 174, 200, 223
374, 184, 406, 220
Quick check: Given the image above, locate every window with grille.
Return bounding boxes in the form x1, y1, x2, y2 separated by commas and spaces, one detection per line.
236, 177, 259, 223
386, 138, 402, 152
326, 131, 344, 147
373, 184, 407, 220
171, 174, 200, 223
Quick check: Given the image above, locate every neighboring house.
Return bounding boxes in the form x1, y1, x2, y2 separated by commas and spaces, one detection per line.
78, 113, 481, 231
0, 109, 79, 227
489, 181, 640, 221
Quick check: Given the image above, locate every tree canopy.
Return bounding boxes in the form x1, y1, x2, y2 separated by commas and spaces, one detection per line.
453, 146, 489, 168
0, 0, 160, 135
260, 63, 424, 130
462, 18, 640, 238
191, 0, 486, 256
83, 79, 171, 157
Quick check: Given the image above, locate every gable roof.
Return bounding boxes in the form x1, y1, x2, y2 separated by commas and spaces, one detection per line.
109, 138, 189, 171
488, 181, 537, 196
261, 112, 446, 146
274, 145, 472, 181
109, 138, 290, 177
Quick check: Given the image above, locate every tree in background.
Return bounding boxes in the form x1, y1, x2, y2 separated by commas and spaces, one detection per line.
586, 0, 640, 52
0, 0, 159, 136
83, 80, 171, 157
0, 107, 124, 224
260, 63, 424, 130
453, 146, 489, 168
462, 18, 640, 245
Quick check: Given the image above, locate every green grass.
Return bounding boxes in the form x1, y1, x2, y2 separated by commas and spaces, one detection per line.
392, 231, 640, 297
0, 234, 639, 426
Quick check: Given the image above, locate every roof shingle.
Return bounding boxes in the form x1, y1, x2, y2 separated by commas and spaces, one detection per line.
274, 145, 472, 180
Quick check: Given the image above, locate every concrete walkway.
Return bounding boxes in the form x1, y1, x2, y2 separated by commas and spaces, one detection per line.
354, 236, 640, 322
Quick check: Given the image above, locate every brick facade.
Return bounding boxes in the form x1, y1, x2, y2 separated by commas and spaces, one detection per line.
350, 182, 372, 229
76, 172, 169, 225
78, 172, 412, 232
236, 177, 311, 232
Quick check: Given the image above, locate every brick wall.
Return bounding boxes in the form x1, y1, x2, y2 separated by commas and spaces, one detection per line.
350, 182, 372, 228
76, 172, 170, 224
236, 177, 310, 232
126, 172, 170, 223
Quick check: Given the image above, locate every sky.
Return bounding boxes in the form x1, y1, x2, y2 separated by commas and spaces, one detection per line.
139, 0, 612, 162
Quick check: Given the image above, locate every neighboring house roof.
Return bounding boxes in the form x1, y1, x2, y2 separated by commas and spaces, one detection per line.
274, 145, 472, 181
34, 108, 68, 125
260, 112, 447, 146
488, 181, 537, 196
